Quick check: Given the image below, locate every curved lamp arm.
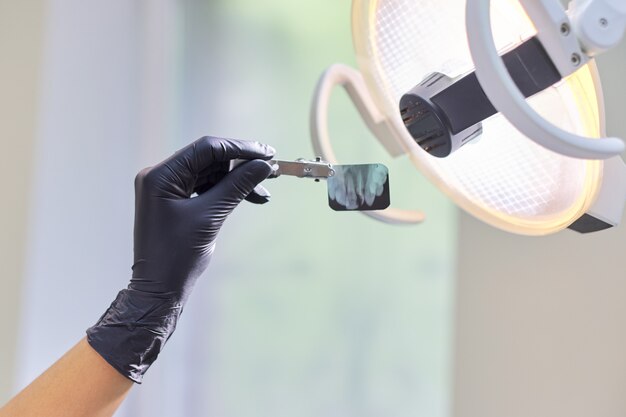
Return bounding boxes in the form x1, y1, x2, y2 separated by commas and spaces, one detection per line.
465, 0, 625, 160
310, 64, 425, 225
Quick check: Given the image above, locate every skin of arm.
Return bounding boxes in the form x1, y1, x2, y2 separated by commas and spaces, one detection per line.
0, 338, 133, 417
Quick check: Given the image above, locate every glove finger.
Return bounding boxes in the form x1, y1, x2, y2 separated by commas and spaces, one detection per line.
245, 184, 272, 205
148, 137, 275, 197
195, 159, 273, 215
194, 164, 272, 203
193, 161, 230, 195
187, 136, 275, 170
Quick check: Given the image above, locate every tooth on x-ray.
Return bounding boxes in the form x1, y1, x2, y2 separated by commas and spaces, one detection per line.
327, 164, 390, 211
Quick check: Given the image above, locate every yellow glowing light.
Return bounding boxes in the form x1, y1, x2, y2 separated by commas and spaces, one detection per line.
352, 0, 604, 235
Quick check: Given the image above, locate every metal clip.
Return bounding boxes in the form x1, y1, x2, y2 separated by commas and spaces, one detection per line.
269, 157, 335, 180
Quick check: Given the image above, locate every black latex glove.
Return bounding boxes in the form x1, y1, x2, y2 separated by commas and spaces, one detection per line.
87, 136, 275, 383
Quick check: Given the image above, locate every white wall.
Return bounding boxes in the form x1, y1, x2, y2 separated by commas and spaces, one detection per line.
12, 0, 181, 395
453, 44, 626, 417
0, 0, 44, 404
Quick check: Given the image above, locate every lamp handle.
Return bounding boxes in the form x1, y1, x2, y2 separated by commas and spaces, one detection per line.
465, 0, 624, 160
310, 64, 425, 225
570, 0, 626, 57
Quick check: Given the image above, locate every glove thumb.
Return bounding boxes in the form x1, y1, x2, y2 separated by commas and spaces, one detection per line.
198, 159, 273, 215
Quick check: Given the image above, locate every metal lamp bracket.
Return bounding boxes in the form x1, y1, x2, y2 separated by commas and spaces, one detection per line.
465, 0, 626, 160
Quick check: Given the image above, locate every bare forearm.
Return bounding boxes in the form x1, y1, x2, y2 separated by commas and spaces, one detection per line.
0, 338, 133, 417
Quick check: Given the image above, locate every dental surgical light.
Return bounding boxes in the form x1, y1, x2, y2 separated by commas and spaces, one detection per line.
311, 0, 626, 235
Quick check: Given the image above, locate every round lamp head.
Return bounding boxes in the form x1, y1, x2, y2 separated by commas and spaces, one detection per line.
351, 0, 605, 235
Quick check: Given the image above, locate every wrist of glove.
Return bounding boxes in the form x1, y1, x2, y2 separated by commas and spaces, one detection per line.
86, 289, 182, 383
86, 136, 275, 383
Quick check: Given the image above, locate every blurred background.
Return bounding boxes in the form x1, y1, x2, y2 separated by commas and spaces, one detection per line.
1, 1, 626, 417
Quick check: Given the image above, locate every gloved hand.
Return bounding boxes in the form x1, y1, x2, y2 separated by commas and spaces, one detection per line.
87, 136, 275, 383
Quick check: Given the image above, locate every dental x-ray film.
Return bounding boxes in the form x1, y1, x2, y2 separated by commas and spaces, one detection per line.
327, 164, 390, 211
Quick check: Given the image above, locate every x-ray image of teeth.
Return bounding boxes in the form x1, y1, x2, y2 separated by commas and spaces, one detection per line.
327, 164, 390, 211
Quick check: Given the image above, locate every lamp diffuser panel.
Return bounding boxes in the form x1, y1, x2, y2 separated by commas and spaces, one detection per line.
352, 0, 605, 235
